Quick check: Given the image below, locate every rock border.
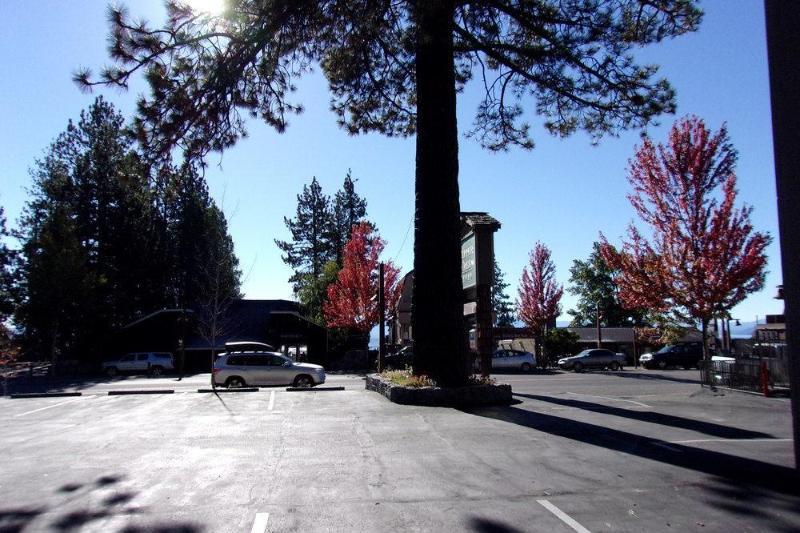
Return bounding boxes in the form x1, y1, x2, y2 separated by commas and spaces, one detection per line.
365, 374, 512, 407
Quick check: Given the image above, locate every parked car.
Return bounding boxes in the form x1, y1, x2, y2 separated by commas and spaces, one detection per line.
475, 349, 536, 372
102, 352, 175, 377
223, 341, 276, 353
639, 343, 703, 369
212, 351, 326, 388
558, 349, 625, 372
383, 346, 413, 370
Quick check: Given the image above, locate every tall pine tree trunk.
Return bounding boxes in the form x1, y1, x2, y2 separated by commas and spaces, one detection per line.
411, 0, 468, 386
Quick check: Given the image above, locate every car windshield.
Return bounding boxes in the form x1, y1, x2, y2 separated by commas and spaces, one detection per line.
656, 345, 675, 354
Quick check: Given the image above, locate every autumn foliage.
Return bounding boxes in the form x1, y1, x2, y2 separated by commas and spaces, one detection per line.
323, 223, 401, 333
517, 243, 564, 362
600, 116, 770, 354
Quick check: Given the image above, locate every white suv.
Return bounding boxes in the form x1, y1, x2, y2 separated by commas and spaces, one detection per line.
102, 352, 175, 377
213, 352, 325, 388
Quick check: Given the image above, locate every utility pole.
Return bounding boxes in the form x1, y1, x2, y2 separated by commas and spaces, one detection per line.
765, 0, 800, 472
378, 262, 386, 373
596, 302, 603, 349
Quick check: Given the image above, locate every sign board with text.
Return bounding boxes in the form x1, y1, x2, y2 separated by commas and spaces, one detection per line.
461, 234, 476, 290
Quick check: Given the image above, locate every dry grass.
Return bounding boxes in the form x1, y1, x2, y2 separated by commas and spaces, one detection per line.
380, 369, 436, 388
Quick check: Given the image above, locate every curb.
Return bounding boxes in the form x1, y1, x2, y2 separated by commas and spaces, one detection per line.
197, 388, 259, 393
108, 389, 174, 395
285, 386, 345, 392
9, 392, 83, 399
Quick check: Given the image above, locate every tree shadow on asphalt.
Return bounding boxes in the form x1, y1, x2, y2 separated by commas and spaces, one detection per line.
601, 371, 701, 385
693, 475, 800, 532
0, 474, 204, 532
462, 405, 800, 498
513, 393, 773, 439
467, 516, 526, 532
3, 372, 206, 395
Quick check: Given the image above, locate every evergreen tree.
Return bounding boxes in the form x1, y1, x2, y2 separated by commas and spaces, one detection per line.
84, 0, 701, 386
297, 260, 340, 326
567, 242, 647, 328
15, 97, 159, 361
167, 164, 240, 310
0, 203, 16, 323
275, 177, 334, 291
14, 98, 241, 363
491, 259, 515, 327
330, 170, 368, 266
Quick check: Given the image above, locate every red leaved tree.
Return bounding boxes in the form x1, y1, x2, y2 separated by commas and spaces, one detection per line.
517, 243, 564, 366
600, 116, 771, 360
323, 223, 402, 339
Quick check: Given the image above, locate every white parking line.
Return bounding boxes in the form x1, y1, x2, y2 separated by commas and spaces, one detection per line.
268, 391, 275, 411
565, 392, 651, 408
14, 397, 89, 417
250, 512, 269, 533
670, 438, 793, 444
537, 500, 591, 533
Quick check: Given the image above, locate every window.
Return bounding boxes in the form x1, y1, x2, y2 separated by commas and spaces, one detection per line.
227, 356, 243, 366
269, 355, 288, 366
121, 354, 135, 362
137, 354, 149, 361
248, 355, 272, 366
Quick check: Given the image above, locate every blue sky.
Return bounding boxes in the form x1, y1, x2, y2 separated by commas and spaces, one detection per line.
0, 0, 784, 330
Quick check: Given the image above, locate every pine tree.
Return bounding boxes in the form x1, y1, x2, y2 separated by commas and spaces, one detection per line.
491, 259, 515, 327
567, 242, 647, 328
83, 0, 701, 386
275, 177, 334, 292
14, 99, 241, 363
0, 203, 16, 323
330, 170, 368, 267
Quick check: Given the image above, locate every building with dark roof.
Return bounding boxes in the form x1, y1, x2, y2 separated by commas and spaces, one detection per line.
115, 299, 327, 372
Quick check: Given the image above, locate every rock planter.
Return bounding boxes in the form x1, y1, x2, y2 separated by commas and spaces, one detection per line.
365, 374, 512, 407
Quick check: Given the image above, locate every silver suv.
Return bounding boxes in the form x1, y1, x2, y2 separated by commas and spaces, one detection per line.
213, 352, 325, 388
102, 352, 175, 377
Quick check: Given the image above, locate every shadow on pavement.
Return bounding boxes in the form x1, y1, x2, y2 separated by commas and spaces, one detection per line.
489, 369, 563, 376
462, 405, 800, 497
0, 474, 204, 532
514, 393, 773, 439
2, 372, 206, 395
699, 475, 800, 532
468, 516, 526, 532
603, 371, 701, 385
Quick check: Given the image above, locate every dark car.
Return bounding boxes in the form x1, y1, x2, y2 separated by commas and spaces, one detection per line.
558, 349, 626, 372
639, 343, 703, 369
383, 346, 413, 370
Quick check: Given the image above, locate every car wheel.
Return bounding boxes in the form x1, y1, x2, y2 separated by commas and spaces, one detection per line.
226, 376, 246, 388
150, 365, 163, 377
521, 363, 532, 372
106, 367, 118, 377
609, 362, 620, 371
573, 362, 583, 373
293, 375, 314, 388
658, 360, 667, 370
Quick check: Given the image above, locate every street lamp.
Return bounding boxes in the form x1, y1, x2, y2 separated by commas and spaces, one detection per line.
725, 317, 741, 354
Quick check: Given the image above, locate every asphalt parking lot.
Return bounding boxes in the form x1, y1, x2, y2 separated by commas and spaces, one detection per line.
1, 369, 797, 532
